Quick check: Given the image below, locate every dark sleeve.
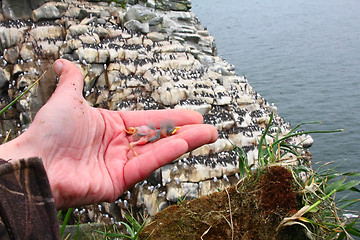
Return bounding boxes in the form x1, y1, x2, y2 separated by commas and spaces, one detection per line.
0, 157, 59, 240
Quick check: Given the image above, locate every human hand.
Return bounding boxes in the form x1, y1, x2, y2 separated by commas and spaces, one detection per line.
0, 59, 218, 209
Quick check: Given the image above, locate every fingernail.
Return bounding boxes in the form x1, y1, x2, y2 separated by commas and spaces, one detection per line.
53, 60, 63, 76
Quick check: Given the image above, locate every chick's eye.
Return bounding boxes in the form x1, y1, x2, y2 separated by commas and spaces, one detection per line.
166, 127, 173, 135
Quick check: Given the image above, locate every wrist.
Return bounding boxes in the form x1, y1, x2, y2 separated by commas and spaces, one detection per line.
0, 131, 38, 161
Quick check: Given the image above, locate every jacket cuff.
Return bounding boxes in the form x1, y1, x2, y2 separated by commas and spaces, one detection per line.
0, 157, 59, 239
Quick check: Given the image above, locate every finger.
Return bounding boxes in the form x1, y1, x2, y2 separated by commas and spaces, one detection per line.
52, 59, 84, 98
173, 124, 218, 150
119, 109, 204, 129
123, 139, 189, 188
126, 124, 218, 158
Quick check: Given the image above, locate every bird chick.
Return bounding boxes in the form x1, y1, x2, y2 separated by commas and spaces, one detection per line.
124, 122, 180, 156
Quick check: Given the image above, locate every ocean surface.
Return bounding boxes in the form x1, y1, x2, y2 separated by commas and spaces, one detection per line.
191, 0, 359, 212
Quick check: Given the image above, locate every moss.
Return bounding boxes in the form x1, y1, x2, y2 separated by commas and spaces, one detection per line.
140, 166, 309, 240
257, 166, 298, 215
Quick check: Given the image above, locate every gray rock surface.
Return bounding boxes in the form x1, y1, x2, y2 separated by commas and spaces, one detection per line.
1, 0, 48, 20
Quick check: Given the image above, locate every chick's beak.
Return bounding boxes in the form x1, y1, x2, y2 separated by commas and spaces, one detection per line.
172, 127, 181, 135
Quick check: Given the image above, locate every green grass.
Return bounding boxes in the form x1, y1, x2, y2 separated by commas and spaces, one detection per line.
58, 208, 75, 239
95, 212, 148, 240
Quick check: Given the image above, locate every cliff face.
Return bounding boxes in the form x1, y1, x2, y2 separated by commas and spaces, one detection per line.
0, 0, 312, 224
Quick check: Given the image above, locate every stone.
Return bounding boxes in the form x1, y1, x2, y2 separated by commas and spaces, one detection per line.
119, 65, 131, 76
95, 89, 109, 107
123, 50, 138, 60
20, 43, 34, 61
174, 33, 201, 43
94, 27, 109, 39
76, 47, 98, 64
157, 75, 172, 85
79, 34, 100, 45
0, 68, 10, 88
174, 103, 211, 115
126, 37, 142, 45
160, 43, 187, 53
146, 32, 165, 42
59, 44, 72, 56
124, 5, 157, 23
302, 135, 314, 148
17, 75, 31, 90
169, 59, 194, 71
97, 49, 109, 63
199, 178, 230, 197
83, 64, 103, 92
4, 46, 20, 64
37, 41, 60, 59
107, 28, 123, 38
2, 0, 47, 20
107, 63, 121, 71
107, 70, 120, 87
64, 6, 80, 18
191, 145, 210, 156
187, 164, 224, 183
154, 0, 191, 11
32, 2, 61, 21
12, 64, 23, 76
67, 39, 82, 50
0, 27, 24, 49
142, 189, 162, 216
135, 62, 153, 75
145, 0, 156, 8
108, 48, 118, 62
80, 16, 97, 25
29, 25, 63, 40
154, 82, 188, 106
222, 76, 247, 89
124, 20, 149, 34
68, 25, 88, 36
208, 139, 233, 153
142, 69, 156, 83
166, 182, 198, 202
53, 2, 68, 14
76, 8, 96, 21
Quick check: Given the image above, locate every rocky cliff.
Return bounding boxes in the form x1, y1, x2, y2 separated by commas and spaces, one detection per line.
0, 0, 312, 225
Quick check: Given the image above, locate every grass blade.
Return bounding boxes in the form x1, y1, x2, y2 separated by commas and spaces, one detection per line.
2, 129, 11, 144
338, 199, 360, 209
234, 145, 249, 178
306, 189, 337, 214
258, 112, 273, 165
57, 210, 63, 223
60, 208, 73, 239
336, 180, 360, 192
324, 177, 346, 194
272, 129, 344, 148
0, 71, 46, 115
337, 217, 360, 239
287, 121, 323, 136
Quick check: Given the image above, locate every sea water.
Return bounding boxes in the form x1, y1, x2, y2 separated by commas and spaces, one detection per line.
192, 0, 360, 215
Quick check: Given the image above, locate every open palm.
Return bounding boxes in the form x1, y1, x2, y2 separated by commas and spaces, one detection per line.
18, 59, 218, 209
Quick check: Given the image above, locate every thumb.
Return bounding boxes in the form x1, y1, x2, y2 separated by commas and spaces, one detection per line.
53, 59, 84, 97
